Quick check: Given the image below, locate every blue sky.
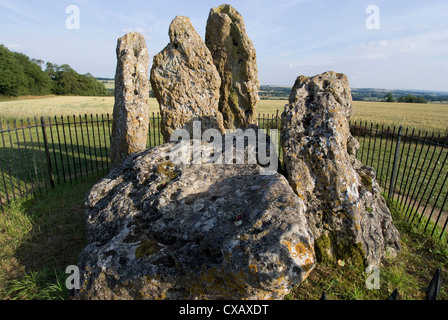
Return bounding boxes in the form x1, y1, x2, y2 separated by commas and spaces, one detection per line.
1, 0, 447, 91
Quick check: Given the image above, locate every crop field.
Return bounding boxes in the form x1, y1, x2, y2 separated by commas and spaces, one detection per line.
2, 96, 446, 135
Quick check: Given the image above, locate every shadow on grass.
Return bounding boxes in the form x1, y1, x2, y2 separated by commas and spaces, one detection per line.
1, 171, 105, 299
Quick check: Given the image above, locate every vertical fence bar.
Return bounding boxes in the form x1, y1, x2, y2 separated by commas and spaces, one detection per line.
12, 121, 25, 197
48, 117, 60, 185
79, 115, 89, 175
60, 116, 72, 183
90, 114, 99, 172
67, 115, 77, 182
25, 118, 40, 194
371, 123, 378, 169
0, 122, 12, 205
366, 122, 373, 167
33, 117, 46, 193
398, 128, 413, 202
152, 112, 156, 148
95, 114, 103, 171
385, 126, 396, 196
40, 116, 55, 189
19, 119, 33, 194
101, 114, 110, 171
73, 115, 83, 178
360, 121, 367, 164
388, 126, 401, 198
437, 190, 448, 240
84, 114, 94, 174
376, 124, 384, 184
380, 126, 390, 190
393, 126, 407, 197
401, 130, 421, 207
54, 116, 66, 184
158, 112, 163, 145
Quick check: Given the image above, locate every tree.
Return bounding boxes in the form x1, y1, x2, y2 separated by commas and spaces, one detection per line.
397, 94, 427, 104
0, 45, 25, 97
384, 92, 394, 102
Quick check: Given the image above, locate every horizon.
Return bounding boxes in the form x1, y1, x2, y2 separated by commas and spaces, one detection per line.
1, 0, 447, 92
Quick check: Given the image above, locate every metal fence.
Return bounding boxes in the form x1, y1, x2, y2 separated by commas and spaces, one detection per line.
1, 112, 447, 242
351, 121, 448, 241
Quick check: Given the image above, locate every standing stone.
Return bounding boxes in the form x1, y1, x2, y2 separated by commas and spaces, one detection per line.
150, 16, 225, 143
205, 4, 259, 129
281, 71, 400, 266
110, 32, 150, 169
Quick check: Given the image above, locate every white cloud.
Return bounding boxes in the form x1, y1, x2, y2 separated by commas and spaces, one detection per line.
121, 28, 152, 39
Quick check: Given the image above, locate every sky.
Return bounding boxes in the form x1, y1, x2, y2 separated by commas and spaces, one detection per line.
1, 0, 447, 91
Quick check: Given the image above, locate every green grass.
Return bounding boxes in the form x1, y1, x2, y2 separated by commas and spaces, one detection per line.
0, 172, 104, 300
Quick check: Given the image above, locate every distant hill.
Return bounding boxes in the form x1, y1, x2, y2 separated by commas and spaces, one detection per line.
259, 85, 448, 103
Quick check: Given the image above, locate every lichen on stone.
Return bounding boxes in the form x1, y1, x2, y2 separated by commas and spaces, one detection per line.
135, 239, 160, 259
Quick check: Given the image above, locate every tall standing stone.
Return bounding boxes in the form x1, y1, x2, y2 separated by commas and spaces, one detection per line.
205, 4, 259, 129
110, 32, 150, 169
281, 71, 400, 266
150, 16, 225, 142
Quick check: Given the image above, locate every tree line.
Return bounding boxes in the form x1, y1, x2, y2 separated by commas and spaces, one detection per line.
0, 44, 108, 98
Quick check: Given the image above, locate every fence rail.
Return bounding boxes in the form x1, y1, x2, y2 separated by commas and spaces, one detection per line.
1, 112, 447, 242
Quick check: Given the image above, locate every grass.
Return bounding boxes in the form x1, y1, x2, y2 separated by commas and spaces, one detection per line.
0, 173, 446, 300
0, 95, 160, 124
0, 172, 105, 299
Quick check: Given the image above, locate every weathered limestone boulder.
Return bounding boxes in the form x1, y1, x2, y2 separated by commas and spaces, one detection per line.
281, 71, 400, 266
150, 16, 225, 142
205, 4, 259, 129
72, 140, 315, 300
110, 32, 150, 169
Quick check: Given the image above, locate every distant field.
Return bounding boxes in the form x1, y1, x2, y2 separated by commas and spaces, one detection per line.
259, 100, 448, 133
1, 96, 447, 133
0, 96, 158, 122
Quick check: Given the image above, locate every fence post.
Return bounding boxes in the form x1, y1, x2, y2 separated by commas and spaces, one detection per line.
389, 125, 402, 199
40, 116, 55, 188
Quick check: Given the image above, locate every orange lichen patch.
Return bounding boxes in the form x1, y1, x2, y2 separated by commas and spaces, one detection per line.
283, 240, 315, 260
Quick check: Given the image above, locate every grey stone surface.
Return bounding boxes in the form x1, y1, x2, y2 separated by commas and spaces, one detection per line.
73, 140, 315, 300
150, 16, 225, 143
110, 32, 150, 169
281, 71, 400, 266
205, 4, 259, 129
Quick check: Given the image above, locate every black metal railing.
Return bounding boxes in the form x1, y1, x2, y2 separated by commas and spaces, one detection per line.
1, 112, 447, 243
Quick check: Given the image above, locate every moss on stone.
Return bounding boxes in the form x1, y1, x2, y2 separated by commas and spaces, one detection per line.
359, 172, 373, 192
314, 233, 333, 264
135, 239, 160, 259
314, 232, 366, 267
156, 161, 179, 183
